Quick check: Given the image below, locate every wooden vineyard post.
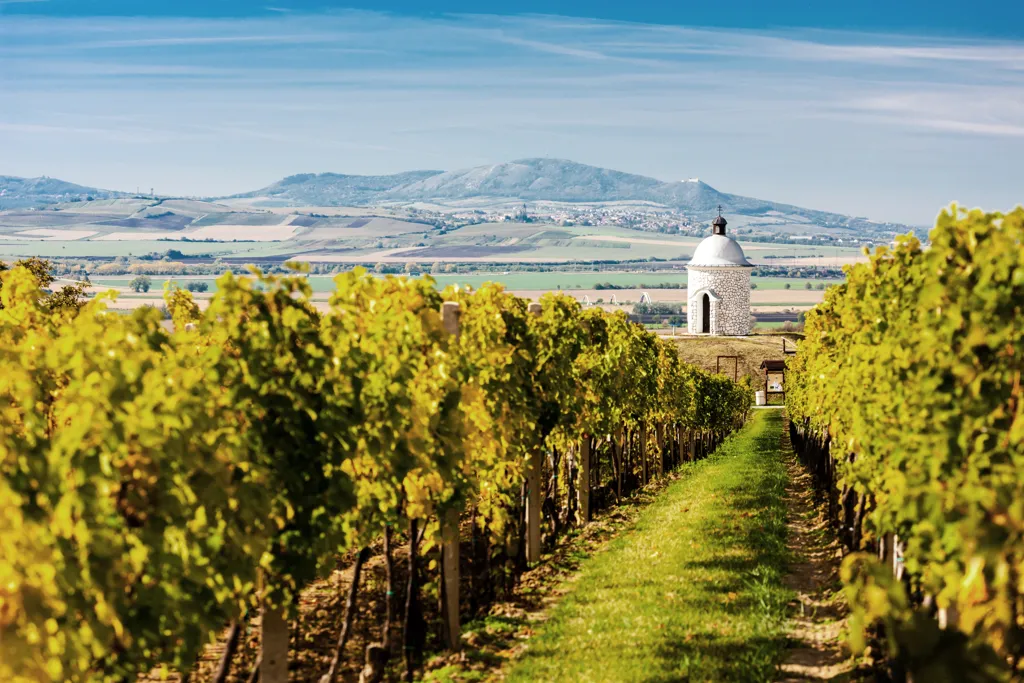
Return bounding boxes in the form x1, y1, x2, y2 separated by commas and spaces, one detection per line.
260, 591, 289, 683
882, 533, 897, 574
526, 302, 543, 564
640, 422, 648, 485
579, 436, 591, 523
440, 507, 461, 650
440, 302, 462, 651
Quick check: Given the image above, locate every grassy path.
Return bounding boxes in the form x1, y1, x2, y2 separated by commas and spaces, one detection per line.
504, 410, 791, 682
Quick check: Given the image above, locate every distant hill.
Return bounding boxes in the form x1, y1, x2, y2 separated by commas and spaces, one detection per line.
234, 158, 905, 234
231, 169, 443, 206
385, 158, 708, 205
236, 159, 728, 208
0, 175, 128, 209
1, 161, 911, 236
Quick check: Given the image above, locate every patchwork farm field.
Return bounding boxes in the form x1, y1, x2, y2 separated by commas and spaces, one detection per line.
89, 273, 839, 292
0, 199, 868, 266
0, 239, 293, 258
2, 196, 851, 320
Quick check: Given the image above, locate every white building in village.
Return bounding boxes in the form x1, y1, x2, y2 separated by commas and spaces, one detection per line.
686, 211, 753, 335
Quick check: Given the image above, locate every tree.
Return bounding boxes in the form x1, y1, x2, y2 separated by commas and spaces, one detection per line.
751, 282, 758, 290
373, 262, 387, 274
430, 262, 442, 274
784, 282, 792, 290
5, 257, 55, 289
185, 281, 209, 293
130, 275, 152, 293
404, 262, 419, 275
804, 281, 812, 290
0, 257, 85, 313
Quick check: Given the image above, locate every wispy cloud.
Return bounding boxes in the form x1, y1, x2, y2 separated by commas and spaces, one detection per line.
0, 120, 178, 143
909, 118, 1024, 137
76, 32, 351, 49
0, 10, 1021, 222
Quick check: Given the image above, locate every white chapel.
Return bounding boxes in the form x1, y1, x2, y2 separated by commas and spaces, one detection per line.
686, 210, 753, 335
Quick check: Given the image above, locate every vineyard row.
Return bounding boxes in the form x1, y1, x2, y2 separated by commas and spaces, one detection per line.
785, 206, 1024, 681
0, 263, 751, 683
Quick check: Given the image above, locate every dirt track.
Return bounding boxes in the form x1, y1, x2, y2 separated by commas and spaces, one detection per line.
779, 416, 858, 681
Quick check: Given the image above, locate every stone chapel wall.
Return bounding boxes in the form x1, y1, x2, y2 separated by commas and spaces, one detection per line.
686, 267, 751, 335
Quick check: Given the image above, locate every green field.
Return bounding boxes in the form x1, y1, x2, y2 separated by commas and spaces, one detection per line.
90, 272, 841, 294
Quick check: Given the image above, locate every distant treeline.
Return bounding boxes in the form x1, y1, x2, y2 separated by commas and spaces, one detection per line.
750, 266, 844, 279
37, 254, 846, 280
594, 282, 685, 290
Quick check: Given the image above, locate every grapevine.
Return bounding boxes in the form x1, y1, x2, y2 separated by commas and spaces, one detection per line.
0, 263, 751, 682
786, 206, 1024, 679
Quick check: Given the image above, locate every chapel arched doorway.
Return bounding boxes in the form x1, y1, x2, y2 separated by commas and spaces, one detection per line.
701, 293, 710, 333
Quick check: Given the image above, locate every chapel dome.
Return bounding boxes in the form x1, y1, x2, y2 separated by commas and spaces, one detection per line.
688, 233, 753, 267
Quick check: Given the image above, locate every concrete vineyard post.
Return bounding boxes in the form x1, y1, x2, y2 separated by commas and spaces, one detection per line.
526, 302, 543, 564
440, 302, 462, 651
614, 426, 624, 500
674, 425, 682, 465
640, 422, 648, 485
655, 423, 665, 478
526, 446, 542, 564
893, 534, 905, 582
579, 436, 591, 523
938, 603, 959, 630
261, 597, 289, 683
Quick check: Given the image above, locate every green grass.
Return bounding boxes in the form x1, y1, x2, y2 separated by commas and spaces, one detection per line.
504, 410, 791, 682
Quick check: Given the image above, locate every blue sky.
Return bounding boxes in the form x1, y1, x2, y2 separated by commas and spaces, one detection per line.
1, 2, 1022, 224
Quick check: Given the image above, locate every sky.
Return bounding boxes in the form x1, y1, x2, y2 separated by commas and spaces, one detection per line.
1, 1, 1022, 225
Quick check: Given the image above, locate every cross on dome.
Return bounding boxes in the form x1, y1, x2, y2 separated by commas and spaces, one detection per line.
712, 207, 728, 235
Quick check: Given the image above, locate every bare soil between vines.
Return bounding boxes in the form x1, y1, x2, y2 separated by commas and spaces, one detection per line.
150, 476, 667, 682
